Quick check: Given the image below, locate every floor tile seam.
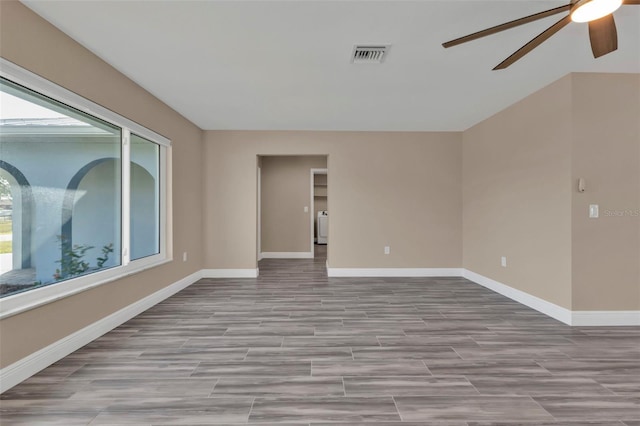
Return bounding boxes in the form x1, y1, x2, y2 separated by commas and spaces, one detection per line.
242, 348, 250, 360
597, 383, 635, 397
461, 374, 482, 395
450, 346, 465, 361
342, 390, 466, 398
329, 374, 444, 378
421, 359, 434, 376
206, 378, 220, 397
527, 395, 561, 421
468, 334, 486, 347
390, 395, 404, 421
246, 396, 256, 423
532, 360, 555, 376
94, 405, 257, 416
248, 395, 422, 401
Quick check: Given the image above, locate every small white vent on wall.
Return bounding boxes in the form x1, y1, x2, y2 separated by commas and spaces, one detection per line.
351, 45, 389, 64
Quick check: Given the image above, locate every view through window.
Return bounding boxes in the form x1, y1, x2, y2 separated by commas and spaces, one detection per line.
0, 76, 164, 300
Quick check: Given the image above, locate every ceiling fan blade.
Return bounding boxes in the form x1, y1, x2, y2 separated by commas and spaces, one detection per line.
589, 15, 618, 58
493, 15, 572, 70
442, 4, 572, 48
623, 0, 640, 4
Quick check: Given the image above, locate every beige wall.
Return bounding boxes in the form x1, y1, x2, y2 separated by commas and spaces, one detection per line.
260, 156, 327, 253
463, 76, 574, 309
0, 1, 204, 367
571, 73, 640, 310
204, 131, 463, 270
463, 73, 640, 311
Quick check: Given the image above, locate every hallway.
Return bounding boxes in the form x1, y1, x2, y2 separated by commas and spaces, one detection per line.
1, 247, 639, 424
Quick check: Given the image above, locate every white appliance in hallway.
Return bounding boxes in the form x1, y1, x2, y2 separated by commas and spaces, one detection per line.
317, 211, 328, 245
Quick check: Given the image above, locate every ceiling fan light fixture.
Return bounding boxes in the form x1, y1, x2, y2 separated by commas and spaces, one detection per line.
571, 0, 623, 23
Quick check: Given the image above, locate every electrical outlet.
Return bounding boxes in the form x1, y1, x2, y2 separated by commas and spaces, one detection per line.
501, 256, 507, 267
183, 252, 188, 262
384, 246, 390, 255
304, 206, 309, 213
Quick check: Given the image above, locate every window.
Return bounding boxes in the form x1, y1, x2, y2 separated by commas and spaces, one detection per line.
130, 134, 160, 261
0, 59, 171, 318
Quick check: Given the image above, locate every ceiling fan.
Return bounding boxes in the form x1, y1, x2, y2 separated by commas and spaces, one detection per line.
442, 0, 640, 70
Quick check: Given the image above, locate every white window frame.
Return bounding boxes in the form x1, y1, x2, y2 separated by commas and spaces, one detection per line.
0, 58, 172, 319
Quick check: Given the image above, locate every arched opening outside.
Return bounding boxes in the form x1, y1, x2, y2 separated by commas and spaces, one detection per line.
60, 158, 157, 278
60, 158, 121, 279
0, 160, 33, 272
130, 162, 157, 260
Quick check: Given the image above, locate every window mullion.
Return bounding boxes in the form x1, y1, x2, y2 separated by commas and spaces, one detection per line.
122, 129, 131, 266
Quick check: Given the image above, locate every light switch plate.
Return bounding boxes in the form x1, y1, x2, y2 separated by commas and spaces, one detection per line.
589, 204, 599, 218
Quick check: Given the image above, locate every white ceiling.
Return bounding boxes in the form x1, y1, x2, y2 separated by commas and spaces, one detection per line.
22, 1, 640, 131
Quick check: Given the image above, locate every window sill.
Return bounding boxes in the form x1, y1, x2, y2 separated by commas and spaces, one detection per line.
0, 256, 173, 320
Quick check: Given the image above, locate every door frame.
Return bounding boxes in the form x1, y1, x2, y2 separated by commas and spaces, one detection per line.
310, 168, 328, 257
257, 165, 262, 261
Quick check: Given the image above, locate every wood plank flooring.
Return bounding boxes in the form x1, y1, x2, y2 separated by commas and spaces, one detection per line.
1, 245, 639, 425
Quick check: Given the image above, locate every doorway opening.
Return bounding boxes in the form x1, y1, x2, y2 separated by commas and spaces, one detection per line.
311, 168, 328, 259
257, 155, 327, 261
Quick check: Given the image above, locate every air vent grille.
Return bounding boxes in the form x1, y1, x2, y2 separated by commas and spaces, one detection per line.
351, 45, 389, 64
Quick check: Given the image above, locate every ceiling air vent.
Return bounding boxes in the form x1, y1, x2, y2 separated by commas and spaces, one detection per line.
351, 45, 389, 64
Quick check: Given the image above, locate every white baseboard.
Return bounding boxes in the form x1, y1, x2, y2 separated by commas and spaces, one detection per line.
327, 268, 463, 277
462, 269, 572, 325
462, 269, 640, 326
331, 267, 638, 326
571, 311, 640, 326
0, 270, 203, 393
260, 252, 314, 259
201, 269, 259, 278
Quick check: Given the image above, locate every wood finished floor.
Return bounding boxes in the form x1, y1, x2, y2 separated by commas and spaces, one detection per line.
2, 245, 639, 425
